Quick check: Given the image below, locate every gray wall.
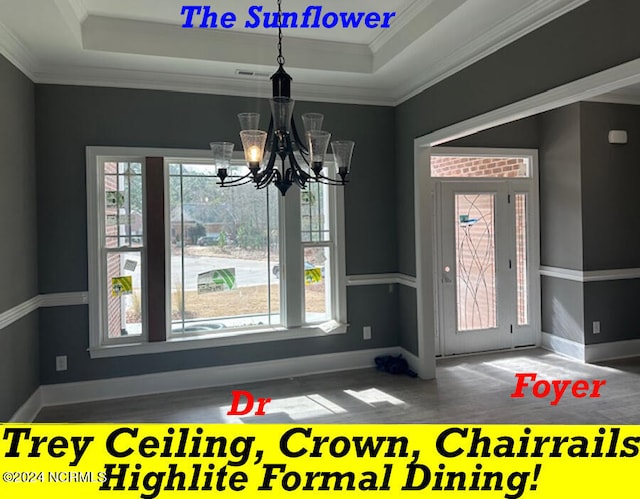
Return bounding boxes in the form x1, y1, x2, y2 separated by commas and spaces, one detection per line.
538, 104, 585, 343
538, 104, 583, 270
579, 102, 640, 345
584, 280, 640, 345
0, 55, 39, 420
533, 101, 640, 345
580, 102, 640, 271
35, 85, 398, 384
541, 277, 584, 343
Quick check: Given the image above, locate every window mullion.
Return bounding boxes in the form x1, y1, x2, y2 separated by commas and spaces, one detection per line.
331, 183, 348, 325
145, 156, 167, 342
280, 187, 303, 328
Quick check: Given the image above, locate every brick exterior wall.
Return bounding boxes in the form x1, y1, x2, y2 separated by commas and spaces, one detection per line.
431, 156, 527, 178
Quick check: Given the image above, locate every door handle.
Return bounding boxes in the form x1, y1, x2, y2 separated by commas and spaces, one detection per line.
442, 265, 453, 284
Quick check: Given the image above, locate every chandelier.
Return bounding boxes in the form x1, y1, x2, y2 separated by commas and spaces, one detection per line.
210, 0, 355, 196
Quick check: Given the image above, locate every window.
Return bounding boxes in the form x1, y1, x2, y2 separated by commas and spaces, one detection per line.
87, 147, 347, 357
431, 155, 530, 178
301, 182, 332, 323
89, 158, 147, 346
168, 160, 280, 334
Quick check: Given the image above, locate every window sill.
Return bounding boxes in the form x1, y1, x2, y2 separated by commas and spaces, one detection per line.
88, 321, 348, 359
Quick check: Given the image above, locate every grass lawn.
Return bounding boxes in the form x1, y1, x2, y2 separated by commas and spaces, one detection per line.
171, 283, 328, 320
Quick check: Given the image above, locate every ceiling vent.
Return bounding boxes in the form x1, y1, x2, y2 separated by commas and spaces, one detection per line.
235, 69, 271, 78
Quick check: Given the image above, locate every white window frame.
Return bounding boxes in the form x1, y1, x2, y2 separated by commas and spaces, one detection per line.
86, 146, 347, 359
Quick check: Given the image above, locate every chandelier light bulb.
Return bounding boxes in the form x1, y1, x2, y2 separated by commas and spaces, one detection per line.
248, 145, 262, 163
240, 130, 267, 171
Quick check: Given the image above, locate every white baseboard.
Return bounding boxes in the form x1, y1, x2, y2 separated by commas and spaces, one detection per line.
400, 348, 420, 372
541, 332, 640, 363
9, 387, 43, 423
39, 347, 403, 408
541, 332, 585, 361
585, 339, 640, 363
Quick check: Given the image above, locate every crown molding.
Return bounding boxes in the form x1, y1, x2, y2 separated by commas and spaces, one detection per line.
0, 19, 37, 80
393, 0, 590, 105
34, 65, 396, 106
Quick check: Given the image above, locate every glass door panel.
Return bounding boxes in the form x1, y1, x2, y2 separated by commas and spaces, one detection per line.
440, 182, 511, 355
455, 193, 497, 332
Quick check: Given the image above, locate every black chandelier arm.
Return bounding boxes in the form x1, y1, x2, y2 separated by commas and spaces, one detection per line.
276, 131, 310, 188
216, 170, 257, 185
310, 174, 349, 186
285, 148, 311, 188
266, 118, 274, 149
265, 135, 280, 171
309, 167, 350, 185
256, 165, 279, 190
217, 176, 255, 187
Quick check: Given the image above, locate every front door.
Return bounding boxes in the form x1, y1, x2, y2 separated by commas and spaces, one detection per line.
438, 180, 535, 355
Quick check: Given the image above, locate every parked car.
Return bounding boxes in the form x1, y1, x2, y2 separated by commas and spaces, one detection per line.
197, 233, 220, 246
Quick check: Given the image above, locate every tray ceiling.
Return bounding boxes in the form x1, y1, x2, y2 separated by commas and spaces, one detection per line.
0, 0, 589, 105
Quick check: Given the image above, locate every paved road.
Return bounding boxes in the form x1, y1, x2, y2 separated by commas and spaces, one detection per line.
120, 255, 275, 291
173, 255, 274, 290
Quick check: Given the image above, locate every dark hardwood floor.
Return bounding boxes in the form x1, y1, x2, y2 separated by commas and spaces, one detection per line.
35, 349, 640, 424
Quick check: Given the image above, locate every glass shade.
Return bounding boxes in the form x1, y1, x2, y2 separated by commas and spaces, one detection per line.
308, 130, 331, 171
238, 112, 260, 131
210, 141, 234, 174
240, 130, 267, 167
331, 140, 355, 173
270, 97, 295, 131
302, 113, 324, 135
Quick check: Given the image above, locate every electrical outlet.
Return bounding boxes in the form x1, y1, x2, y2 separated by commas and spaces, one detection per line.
56, 355, 68, 372
593, 321, 601, 335
363, 326, 372, 340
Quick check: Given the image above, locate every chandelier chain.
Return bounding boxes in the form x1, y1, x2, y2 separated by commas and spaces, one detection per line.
276, 0, 285, 65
